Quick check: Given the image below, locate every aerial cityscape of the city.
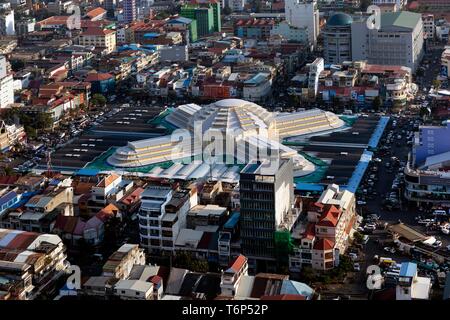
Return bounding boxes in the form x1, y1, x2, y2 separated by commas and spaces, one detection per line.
0, 0, 449, 307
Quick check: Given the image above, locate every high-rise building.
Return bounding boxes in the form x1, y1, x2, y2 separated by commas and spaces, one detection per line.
0, 7, 15, 36
123, 0, 137, 23
307, 57, 324, 98
0, 56, 13, 109
180, 0, 221, 38
138, 186, 173, 253
239, 159, 294, 272
351, 11, 424, 72
323, 13, 353, 64
284, 0, 319, 46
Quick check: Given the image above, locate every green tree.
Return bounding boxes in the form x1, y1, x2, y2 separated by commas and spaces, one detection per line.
392, 100, 403, 113
353, 231, 364, 243
10, 60, 25, 72
372, 96, 383, 111
173, 251, 209, 273
3, 166, 14, 175
332, 96, 343, 112
91, 94, 107, 108
223, 6, 232, 15
300, 266, 316, 284
419, 106, 430, 120
416, 68, 424, 77
36, 113, 53, 130
25, 126, 37, 139
79, 103, 88, 112
432, 79, 441, 90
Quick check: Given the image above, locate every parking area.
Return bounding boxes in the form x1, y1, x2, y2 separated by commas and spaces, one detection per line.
345, 115, 450, 293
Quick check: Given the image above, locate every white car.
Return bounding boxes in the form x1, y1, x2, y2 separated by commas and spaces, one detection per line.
353, 263, 361, 272
357, 201, 367, 205
349, 253, 358, 261
432, 240, 442, 248
384, 247, 396, 254
373, 158, 382, 163
365, 224, 376, 230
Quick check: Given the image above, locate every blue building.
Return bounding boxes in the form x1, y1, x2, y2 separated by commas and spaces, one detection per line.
0, 189, 21, 217
85, 73, 115, 95
413, 120, 450, 167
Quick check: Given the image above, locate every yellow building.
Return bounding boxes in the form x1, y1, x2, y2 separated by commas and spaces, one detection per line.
79, 27, 116, 54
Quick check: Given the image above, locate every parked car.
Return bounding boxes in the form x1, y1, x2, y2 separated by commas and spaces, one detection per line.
353, 263, 361, 271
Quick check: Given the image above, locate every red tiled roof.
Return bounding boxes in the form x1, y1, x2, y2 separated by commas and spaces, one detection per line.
96, 173, 120, 188
228, 254, 247, 273
317, 205, 341, 227
120, 187, 144, 205
86, 7, 106, 19
37, 16, 69, 26
81, 20, 112, 28
149, 275, 162, 285
96, 204, 119, 222
0, 176, 19, 185
85, 72, 113, 82
235, 18, 275, 27
5, 232, 38, 250
81, 27, 115, 36
313, 238, 335, 251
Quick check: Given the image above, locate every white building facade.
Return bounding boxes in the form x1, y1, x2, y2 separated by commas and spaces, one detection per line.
351, 11, 424, 72
285, 0, 320, 47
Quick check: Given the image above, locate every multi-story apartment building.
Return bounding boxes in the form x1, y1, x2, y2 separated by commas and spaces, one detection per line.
0, 6, 15, 36
180, 0, 221, 37
89, 173, 134, 212
285, 0, 320, 46
234, 18, 276, 40
78, 27, 117, 54
404, 120, 450, 207
239, 159, 294, 272
123, 0, 137, 23
351, 11, 424, 72
242, 72, 272, 102
289, 184, 357, 272
220, 255, 248, 296
0, 185, 74, 233
102, 244, 146, 280
14, 17, 35, 37
0, 228, 68, 300
138, 186, 173, 253
422, 14, 435, 40
159, 189, 197, 252
0, 55, 13, 109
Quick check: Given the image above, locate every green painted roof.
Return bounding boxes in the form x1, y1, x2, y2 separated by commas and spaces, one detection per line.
381, 11, 421, 30
327, 13, 353, 26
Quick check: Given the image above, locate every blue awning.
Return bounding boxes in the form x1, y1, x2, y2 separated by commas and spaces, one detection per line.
295, 183, 324, 192
75, 168, 100, 176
